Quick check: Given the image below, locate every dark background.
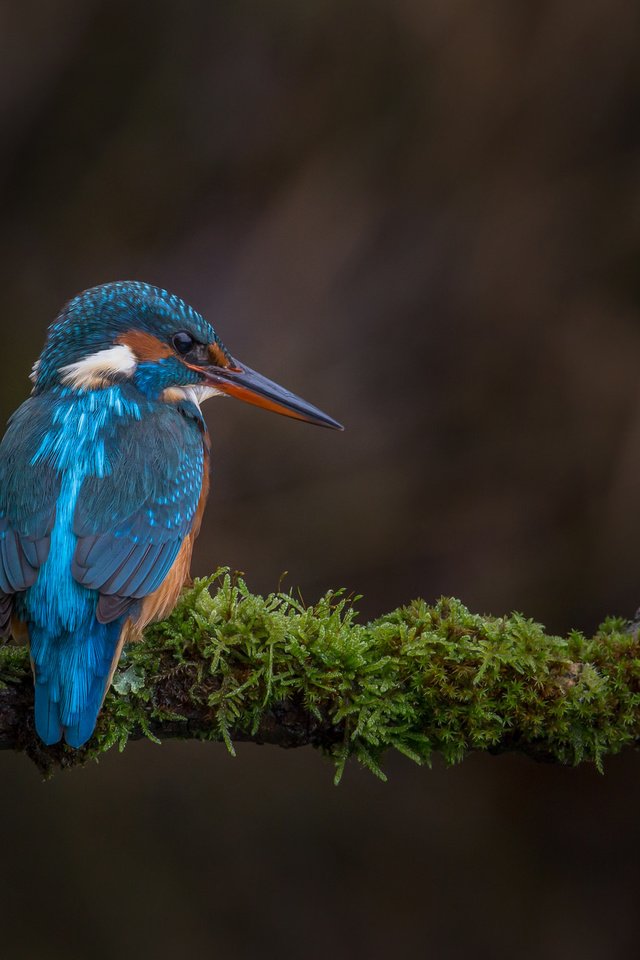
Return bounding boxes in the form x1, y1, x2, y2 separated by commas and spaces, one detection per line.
1, 2, 640, 957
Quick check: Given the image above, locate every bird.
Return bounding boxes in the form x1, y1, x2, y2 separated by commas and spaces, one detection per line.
0, 281, 342, 748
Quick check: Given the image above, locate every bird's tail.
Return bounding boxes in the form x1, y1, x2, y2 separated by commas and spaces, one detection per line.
30, 618, 124, 748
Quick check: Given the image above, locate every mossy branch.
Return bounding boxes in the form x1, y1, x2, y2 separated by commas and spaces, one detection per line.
1, 571, 640, 779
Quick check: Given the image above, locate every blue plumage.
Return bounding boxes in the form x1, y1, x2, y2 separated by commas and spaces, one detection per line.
31, 617, 125, 747
3, 385, 205, 746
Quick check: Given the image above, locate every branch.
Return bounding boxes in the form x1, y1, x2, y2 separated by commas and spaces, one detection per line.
1, 572, 639, 779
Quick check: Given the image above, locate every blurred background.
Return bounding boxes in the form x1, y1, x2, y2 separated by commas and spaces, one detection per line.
1, 1, 640, 957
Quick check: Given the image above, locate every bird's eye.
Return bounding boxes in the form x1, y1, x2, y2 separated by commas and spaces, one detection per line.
173, 331, 195, 355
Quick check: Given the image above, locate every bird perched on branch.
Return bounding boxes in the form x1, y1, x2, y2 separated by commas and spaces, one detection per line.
0, 281, 342, 748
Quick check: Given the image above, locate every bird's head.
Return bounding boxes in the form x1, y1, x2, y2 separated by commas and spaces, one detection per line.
31, 281, 342, 430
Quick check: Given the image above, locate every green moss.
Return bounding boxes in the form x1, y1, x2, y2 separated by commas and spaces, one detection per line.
0, 644, 30, 688
5, 570, 640, 779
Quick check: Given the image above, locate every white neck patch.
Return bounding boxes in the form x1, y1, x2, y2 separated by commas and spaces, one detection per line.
59, 344, 137, 390
162, 385, 224, 407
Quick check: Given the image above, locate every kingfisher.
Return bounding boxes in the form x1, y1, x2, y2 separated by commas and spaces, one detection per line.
0, 281, 342, 748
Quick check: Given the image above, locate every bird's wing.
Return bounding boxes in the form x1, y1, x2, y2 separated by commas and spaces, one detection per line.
0, 397, 61, 633
72, 400, 207, 623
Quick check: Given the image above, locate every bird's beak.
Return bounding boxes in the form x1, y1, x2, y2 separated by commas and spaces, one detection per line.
188, 352, 344, 430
